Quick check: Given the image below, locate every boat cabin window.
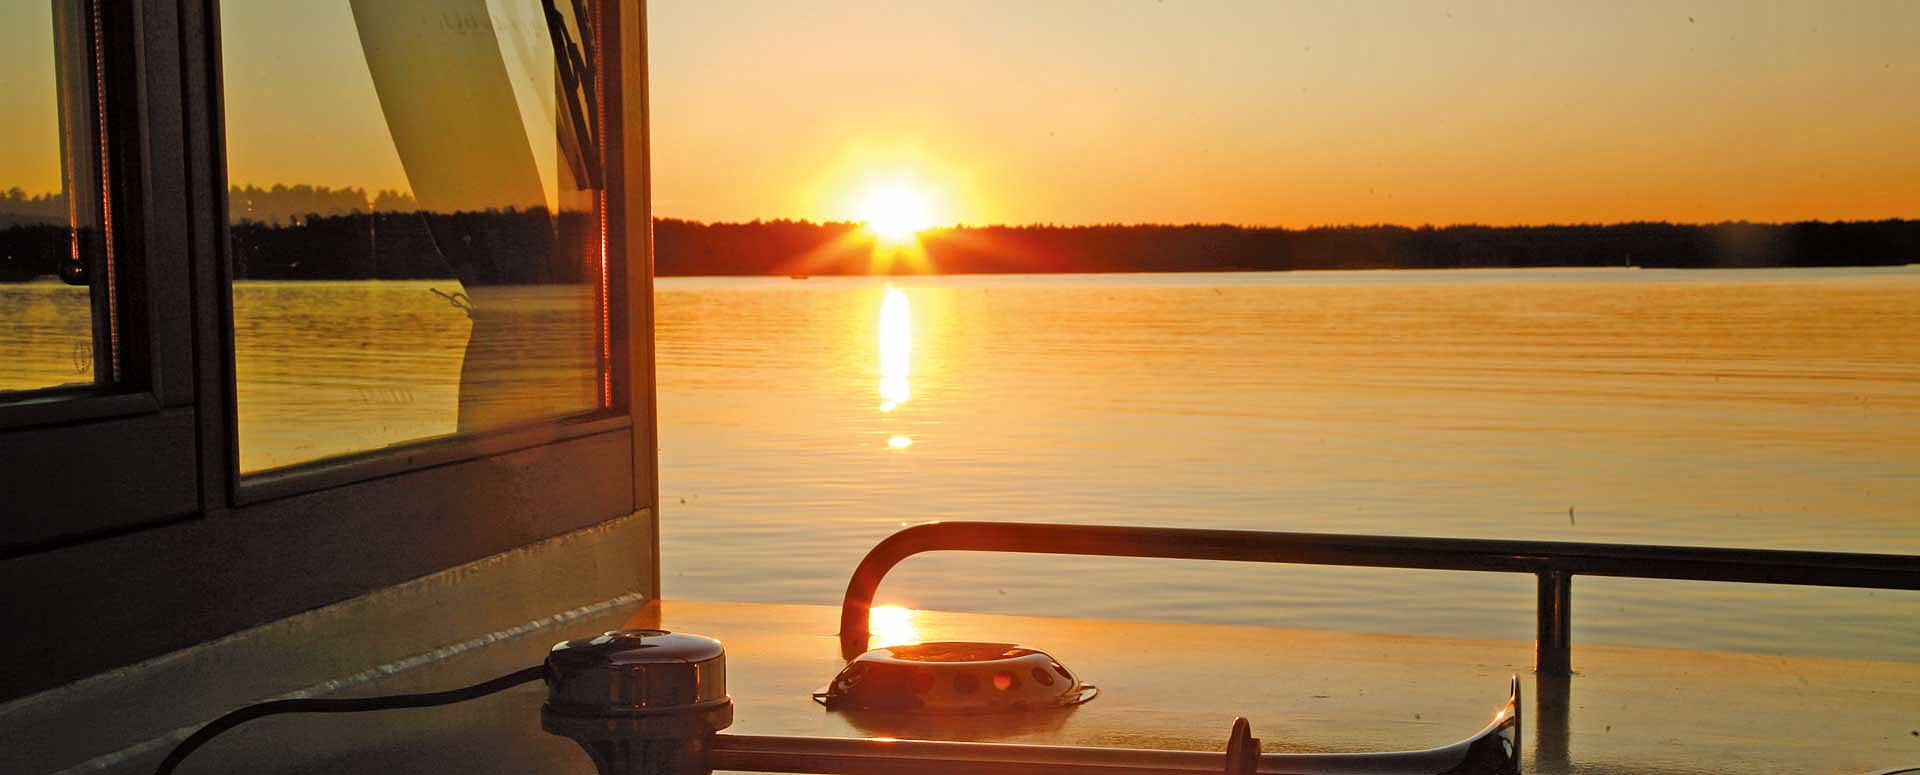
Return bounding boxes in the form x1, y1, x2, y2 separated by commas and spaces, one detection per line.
0, 0, 653, 701
0, 0, 113, 395
220, 1, 609, 473
0, 0, 197, 553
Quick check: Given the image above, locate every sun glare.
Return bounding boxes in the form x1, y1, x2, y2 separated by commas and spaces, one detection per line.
868, 605, 921, 647
878, 284, 911, 411
857, 183, 934, 243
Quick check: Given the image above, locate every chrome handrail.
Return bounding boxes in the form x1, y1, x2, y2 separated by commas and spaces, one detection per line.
836, 521, 1920, 673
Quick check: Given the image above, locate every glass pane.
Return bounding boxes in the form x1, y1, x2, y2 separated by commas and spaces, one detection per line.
0, 0, 113, 394
222, 0, 607, 473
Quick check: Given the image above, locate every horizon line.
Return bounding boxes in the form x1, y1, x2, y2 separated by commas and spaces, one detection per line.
657, 215, 1920, 231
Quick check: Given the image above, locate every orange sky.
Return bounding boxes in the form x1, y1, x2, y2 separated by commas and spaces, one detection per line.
648, 1, 1920, 227
3, 1, 1917, 227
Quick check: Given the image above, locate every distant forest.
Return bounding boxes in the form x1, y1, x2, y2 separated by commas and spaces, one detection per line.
2, 185, 1916, 282
657, 218, 1920, 276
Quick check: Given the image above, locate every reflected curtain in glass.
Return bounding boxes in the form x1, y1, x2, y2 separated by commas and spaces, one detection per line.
222, 0, 606, 473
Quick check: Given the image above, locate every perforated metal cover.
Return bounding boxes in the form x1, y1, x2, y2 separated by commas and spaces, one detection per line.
815, 642, 1098, 713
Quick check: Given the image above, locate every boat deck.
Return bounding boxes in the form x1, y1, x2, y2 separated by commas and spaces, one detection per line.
69, 599, 1920, 774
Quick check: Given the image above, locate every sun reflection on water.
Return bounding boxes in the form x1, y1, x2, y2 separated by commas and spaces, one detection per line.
878, 284, 911, 412
868, 605, 922, 648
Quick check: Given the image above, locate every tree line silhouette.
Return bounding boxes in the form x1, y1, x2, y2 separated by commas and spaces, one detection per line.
227, 183, 419, 225
657, 218, 1920, 276
0, 186, 587, 283
226, 209, 595, 284
2, 184, 1916, 282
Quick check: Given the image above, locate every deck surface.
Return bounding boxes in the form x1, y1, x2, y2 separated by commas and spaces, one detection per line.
92, 599, 1920, 774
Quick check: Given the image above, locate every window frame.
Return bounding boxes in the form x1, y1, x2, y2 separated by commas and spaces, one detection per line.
0, 0, 658, 702
0, 0, 199, 555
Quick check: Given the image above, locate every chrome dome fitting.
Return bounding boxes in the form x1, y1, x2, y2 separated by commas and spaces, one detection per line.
816, 641, 1097, 714
541, 629, 734, 775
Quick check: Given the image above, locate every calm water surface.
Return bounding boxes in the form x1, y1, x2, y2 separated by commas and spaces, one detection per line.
230, 281, 598, 471
4, 267, 1915, 659
655, 267, 1920, 660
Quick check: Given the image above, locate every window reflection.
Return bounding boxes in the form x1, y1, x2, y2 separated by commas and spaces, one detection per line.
224, 0, 605, 473
0, 0, 112, 394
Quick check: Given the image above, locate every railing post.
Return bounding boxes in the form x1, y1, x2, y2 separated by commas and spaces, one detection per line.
1534, 671, 1572, 771
1535, 570, 1572, 676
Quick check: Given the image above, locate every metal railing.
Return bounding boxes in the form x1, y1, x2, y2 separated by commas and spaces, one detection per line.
837, 521, 1920, 674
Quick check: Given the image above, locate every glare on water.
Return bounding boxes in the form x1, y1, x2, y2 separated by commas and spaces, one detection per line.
654, 267, 1920, 662
9, 267, 1916, 660
867, 605, 922, 648
878, 284, 912, 413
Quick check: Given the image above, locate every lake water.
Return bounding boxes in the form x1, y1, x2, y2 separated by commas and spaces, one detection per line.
4, 267, 1916, 660
653, 267, 1920, 661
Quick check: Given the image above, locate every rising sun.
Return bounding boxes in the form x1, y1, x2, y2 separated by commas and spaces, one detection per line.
856, 183, 935, 242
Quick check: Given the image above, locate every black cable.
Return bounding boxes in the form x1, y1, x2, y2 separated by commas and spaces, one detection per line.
154, 664, 546, 775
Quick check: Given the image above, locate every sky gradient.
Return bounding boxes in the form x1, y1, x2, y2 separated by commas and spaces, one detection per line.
648, 0, 1920, 227
4, 1, 1918, 228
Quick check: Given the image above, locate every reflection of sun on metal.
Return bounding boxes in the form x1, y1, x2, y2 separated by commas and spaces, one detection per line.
878, 285, 911, 412
867, 605, 921, 648
888, 435, 913, 449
